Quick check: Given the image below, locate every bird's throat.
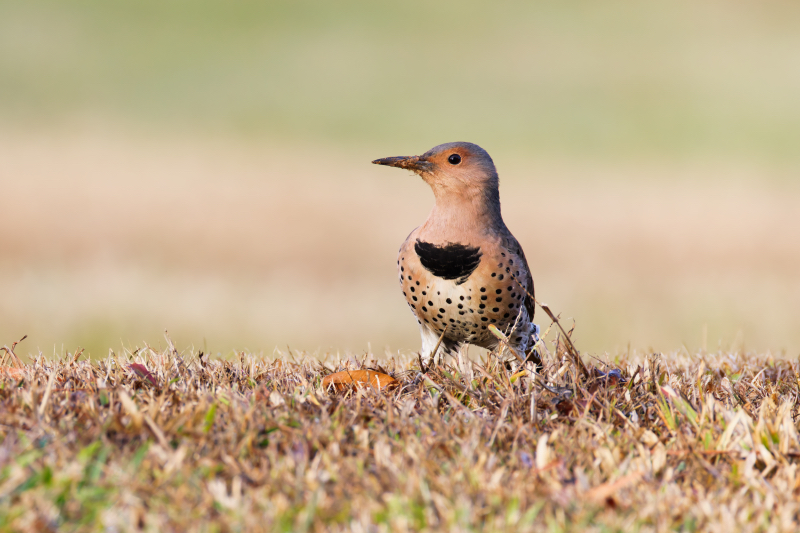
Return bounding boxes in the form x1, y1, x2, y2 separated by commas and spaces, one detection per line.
422, 186, 504, 242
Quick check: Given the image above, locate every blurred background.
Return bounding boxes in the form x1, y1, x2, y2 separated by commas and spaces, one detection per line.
1, 0, 799, 359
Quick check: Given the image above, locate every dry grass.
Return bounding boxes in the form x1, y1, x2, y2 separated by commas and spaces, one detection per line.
2, 328, 800, 532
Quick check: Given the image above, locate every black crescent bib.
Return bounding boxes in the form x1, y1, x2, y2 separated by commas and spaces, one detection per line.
414, 240, 482, 285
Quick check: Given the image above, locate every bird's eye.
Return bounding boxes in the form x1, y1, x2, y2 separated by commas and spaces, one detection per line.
448, 154, 461, 165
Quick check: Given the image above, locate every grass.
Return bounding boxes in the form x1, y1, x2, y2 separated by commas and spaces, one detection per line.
2, 326, 800, 531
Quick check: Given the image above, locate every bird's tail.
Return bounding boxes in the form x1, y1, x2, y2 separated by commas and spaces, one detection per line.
525, 323, 543, 370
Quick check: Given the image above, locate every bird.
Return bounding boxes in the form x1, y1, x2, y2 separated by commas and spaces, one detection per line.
373, 142, 541, 368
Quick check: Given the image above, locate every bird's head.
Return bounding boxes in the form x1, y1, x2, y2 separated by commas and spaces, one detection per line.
372, 142, 499, 197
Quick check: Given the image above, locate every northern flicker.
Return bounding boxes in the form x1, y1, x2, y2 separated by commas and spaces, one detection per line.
373, 142, 541, 366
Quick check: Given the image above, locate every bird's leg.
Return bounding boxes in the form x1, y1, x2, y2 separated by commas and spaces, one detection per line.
418, 323, 449, 369
456, 343, 470, 377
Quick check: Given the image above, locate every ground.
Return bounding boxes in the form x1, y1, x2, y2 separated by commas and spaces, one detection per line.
1, 332, 799, 532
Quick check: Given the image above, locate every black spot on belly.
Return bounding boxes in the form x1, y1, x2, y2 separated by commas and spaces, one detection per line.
414, 240, 482, 284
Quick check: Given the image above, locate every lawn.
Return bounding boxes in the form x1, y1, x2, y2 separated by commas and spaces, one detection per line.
1, 328, 798, 532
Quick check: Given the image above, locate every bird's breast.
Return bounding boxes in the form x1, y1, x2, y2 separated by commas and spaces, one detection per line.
398, 241, 531, 349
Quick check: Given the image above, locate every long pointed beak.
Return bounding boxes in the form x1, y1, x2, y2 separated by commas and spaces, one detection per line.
371, 155, 433, 173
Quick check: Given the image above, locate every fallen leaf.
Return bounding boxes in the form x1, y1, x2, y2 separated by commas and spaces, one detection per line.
586, 471, 644, 502
0, 366, 25, 380
322, 370, 398, 392
129, 363, 158, 387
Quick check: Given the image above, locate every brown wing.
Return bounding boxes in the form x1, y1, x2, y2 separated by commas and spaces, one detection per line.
501, 234, 535, 321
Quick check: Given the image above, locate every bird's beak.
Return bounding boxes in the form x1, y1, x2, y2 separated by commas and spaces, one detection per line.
372, 155, 433, 173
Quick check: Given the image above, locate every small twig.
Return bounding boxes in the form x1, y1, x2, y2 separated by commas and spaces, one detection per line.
666, 449, 735, 457
164, 330, 179, 359
38, 370, 57, 418
488, 398, 511, 446
692, 450, 724, 481
488, 325, 525, 364
538, 303, 589, 378
508, 272, 589, 379
1, 335, 27, 368
530, 374, 573, 398
425, 325, 449, 371
70, 348, 85, 365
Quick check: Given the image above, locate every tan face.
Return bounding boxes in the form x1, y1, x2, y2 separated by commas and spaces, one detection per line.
372, 141, 497, 191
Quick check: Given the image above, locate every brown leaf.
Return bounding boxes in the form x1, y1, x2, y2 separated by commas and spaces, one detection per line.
0, 366, 25, 380
129, 363, 158, 387
555, 398, 588, 417
322, 370, 398, 392
586, 471, 644, 502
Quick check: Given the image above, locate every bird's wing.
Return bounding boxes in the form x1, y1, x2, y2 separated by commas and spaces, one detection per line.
501, 233, 535, 321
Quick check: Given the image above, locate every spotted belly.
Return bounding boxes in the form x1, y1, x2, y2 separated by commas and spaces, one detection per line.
398, 252, 530, 348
